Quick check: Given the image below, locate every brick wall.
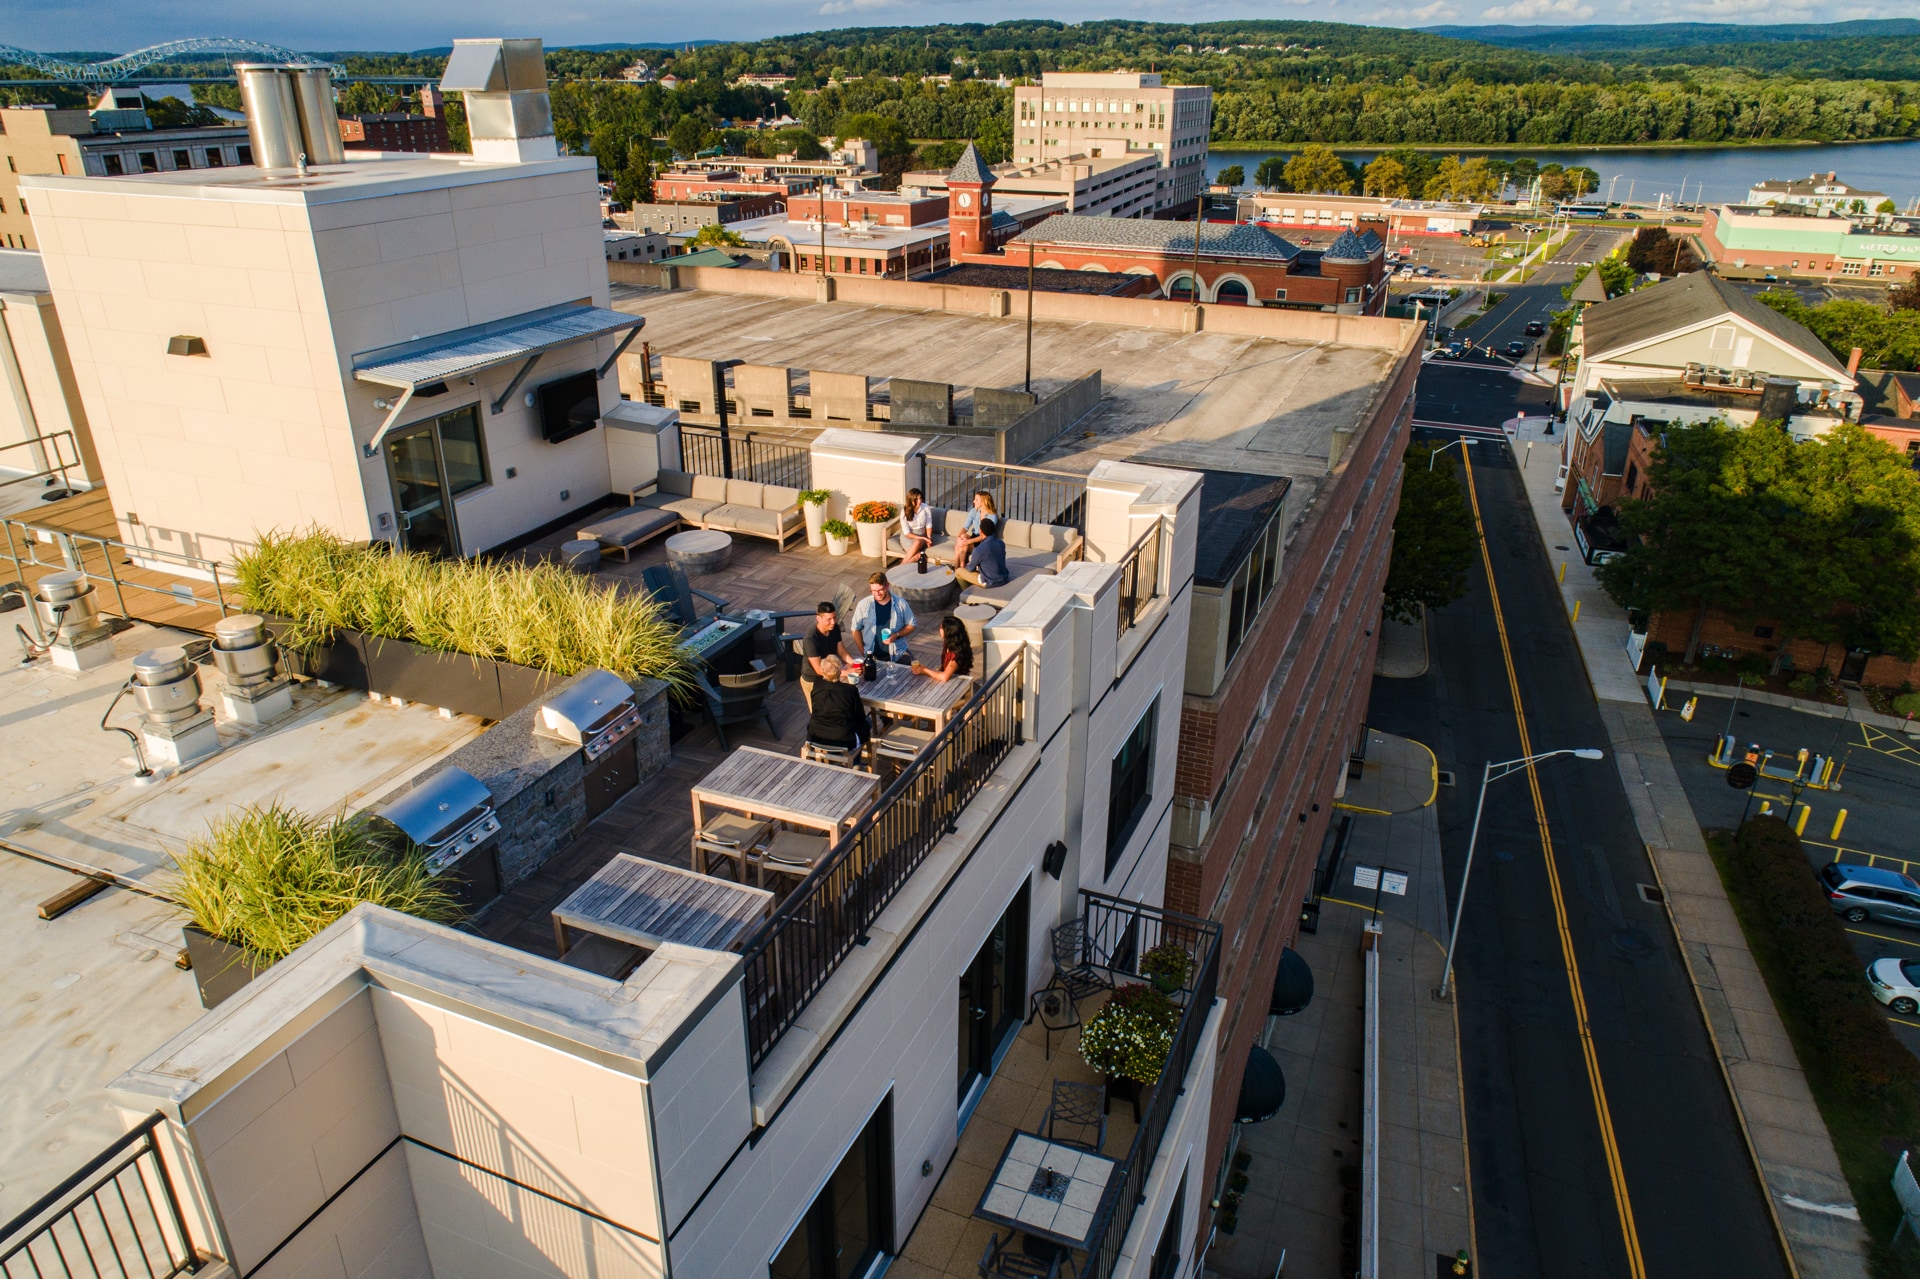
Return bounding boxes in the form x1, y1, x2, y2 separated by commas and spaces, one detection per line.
1645, 605, 1920, 689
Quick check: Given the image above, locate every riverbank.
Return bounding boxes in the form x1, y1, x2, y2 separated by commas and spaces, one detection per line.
1207, 137, 1920, 153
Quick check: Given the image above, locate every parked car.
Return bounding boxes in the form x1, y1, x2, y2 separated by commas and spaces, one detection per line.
1820, 862, 1920, 926
1524, 320, 1546, 337
1442, 342, 1466, 359
1505, 339, 1529, 358
1620, 211, 1641, 220
1867, 957, 1920, 1015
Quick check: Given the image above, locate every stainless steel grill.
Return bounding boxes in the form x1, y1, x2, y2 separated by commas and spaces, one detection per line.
372, 766, 501, 875
534, 669, 639, 762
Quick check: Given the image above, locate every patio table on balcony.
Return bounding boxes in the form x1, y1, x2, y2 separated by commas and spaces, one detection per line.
552, 853, 773, 958
976, 1131, 1117, 1253
857, 661, 972, 731
691, 746, 880, 854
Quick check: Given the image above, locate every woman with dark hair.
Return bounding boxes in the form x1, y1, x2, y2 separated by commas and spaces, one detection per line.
913, 616, 974, 683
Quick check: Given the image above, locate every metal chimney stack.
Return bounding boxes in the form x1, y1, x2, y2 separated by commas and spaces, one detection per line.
439, 38, 557, 163
236, 64, 345, 171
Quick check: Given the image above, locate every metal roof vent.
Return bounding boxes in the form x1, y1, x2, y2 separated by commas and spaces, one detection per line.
440, 38, 556, 164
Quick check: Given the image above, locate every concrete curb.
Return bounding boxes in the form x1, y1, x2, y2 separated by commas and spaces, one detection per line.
1662, 678, 1920, 736
1506, 421, 1873, 1278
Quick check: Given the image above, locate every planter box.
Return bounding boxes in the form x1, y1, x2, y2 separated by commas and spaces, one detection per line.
182, 926, 272, 1009
365, 635, 505, 720
264, 618, 369, 687
497, 664, 567, 717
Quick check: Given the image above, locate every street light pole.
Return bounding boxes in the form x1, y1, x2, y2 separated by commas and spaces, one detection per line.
1437, 747, 1606, 1000
1429, 437, 1472, 470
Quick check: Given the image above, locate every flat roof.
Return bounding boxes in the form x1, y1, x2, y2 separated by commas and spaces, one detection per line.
0, 248, 49, 295
20, 151, 594, 206
610, 287, 1403, 492
728, 215, 945, 251
1184, 470, 1294, 587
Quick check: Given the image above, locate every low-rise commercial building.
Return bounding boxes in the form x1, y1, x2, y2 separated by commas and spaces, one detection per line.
338, 111, 452, 154
1745, 171, 1889, 214
1240, 192, 1485, 237
1699, 203, 1920, 283
907, 151, 1161, 219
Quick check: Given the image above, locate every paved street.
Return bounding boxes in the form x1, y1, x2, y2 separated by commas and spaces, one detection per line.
1366, 363, 1788, 1276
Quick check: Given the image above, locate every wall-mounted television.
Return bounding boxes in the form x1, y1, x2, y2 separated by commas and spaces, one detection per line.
537, 371, 601, 444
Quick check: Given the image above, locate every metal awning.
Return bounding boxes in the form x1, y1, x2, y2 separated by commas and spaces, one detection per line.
352, 304, 644, 455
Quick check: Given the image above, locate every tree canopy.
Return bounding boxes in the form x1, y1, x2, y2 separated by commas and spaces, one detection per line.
1282, 145, 1354, 195
1382, 445, 1480, 623
1597, 420, 1920, 666
1756, 291, 1920, 373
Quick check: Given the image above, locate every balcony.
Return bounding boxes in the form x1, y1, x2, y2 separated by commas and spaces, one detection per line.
898, 893, 1222, 1279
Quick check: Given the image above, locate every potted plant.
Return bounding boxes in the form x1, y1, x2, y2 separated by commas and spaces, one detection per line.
848, 500, 898, 559
169, 802, 461, 1009
1080, 982, 1179, 1116
1140, 941, 1193, 994
822, 518, 856, 556
799, 489, 832, 547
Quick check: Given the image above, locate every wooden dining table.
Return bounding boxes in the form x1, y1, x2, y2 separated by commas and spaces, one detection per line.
857, 661, 972, 731
552, 854, 773, 958
690, 745, 881, 844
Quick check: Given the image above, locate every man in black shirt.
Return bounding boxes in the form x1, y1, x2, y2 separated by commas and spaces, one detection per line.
799, 601, 854, 709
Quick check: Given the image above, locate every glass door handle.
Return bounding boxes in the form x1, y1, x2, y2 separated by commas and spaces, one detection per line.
972, 1007, 986, 1020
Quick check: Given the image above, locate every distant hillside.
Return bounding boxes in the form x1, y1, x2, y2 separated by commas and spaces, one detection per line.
1426, 20, 1920, 52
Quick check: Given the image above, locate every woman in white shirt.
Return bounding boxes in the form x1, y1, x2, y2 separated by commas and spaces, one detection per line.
898, 487, 934, 567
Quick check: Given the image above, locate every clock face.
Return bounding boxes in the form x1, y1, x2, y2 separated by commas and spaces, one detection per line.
958, 192, 973, 208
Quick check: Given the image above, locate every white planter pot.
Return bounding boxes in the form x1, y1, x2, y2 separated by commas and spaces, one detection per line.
827, 534, 851, 556
856, 521, 889, 558
803, 502, 827, 548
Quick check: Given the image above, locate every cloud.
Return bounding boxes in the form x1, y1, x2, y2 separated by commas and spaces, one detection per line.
1360, 0, 1459, 20
1479, 0, 1596, 18
818, 0, 914, 13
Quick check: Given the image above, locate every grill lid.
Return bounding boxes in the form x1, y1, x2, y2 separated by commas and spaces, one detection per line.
537, 669, 636, 743
376, 766, 494, 848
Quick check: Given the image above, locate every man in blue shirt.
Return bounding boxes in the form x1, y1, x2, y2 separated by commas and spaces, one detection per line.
849, 572, 917, 663
954, 518, 1011, 589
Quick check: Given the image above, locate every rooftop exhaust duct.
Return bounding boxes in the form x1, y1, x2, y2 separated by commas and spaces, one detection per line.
439, 38, 557, 163
236, 64, 345, 171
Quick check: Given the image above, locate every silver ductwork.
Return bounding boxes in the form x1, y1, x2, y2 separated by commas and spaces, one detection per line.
131, 646, 203, 727
33, 571, 109, 647
211, 614, 278, 692
237, 64, 345, 170
439, 38, 557, 163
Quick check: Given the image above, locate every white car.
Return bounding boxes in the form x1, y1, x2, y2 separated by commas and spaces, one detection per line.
1867, 957, 1920, 1015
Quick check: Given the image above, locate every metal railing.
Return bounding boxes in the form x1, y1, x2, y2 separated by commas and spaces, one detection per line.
0, 429, 83, 498
741, 652, 1026, 1067
1, 516, 237, 628
1116, 517, 1163, 639
679, 424, 812, 489
923, 456, 1088, 533
1077, 892, 1223, 1279
1, 1112, 202, 1279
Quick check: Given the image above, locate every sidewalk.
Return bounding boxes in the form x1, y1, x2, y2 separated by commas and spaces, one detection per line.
1207, 748, 1471, 1279
1506, 418, 1871, 1277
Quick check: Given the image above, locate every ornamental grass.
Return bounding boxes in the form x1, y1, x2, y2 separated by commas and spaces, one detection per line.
170, 802, 461, 961
234, 528, 689, 689
1080, 982, 1180, 1084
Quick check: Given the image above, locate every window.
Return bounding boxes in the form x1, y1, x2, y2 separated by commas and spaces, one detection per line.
1624, 462, 1638, 492
1709, 325, 1737, 350
435, 405, 489, 495
205, 148, 224, 167
103, 154, 124, 176
1841, 261, 1862, 276
138, 152, 158, 173
1345, 287, 1362, 304
1107, 697, 1159, 874
770, 1098, 892, 1279
172, 149, 192, 169
1273, 288, 1287, 300
236, 144, 253, 165
1149, 1172, 1189, 1279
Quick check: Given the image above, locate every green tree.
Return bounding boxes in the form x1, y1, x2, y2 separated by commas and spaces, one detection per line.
668, 114, 708, 158
337, 81, 401, 115
143, 95, 222, 128
833, 111, 915, 181
613, 143, 655, 207
1878, 199, 1899, 214
1363, 155, 1408, 198
1217, 164, 1244, 188
1382, 445, 1480, 623
1282, 144, 1352, 195
688, 224, 747, 249
1254, 155, 1289, 191
1889, 277, 1920, 314
1625, 227, 1699, 277
1565, 166, 1600, 198
1757, 291, 1920, 372
1564, 252, 1637, 300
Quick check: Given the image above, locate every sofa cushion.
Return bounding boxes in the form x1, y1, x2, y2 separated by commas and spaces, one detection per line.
945, 509, 971, 539
927, 538, 961, 565
726, 479, 765, 507
999, 519, 1034, 549
709, 504, 785, 537
657, 470, 694, 498
763, 485, 800, 512
960, 566, 1054, 609
656, 496, 724, 522
691, 474, 728, 503
580, 507, 679, 548
1038, 524, 1079, 557
1005, 550, 1054, 575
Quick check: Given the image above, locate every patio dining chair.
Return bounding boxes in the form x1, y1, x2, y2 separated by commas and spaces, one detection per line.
697, 661, 780, 751
691, 811, 772, 883
640, 562, 729, 630
757, 828, 829, 890
1040, 1080, 1107, 1154
1048, 920, 1110, 1004
800, 740, 865, 769
978, 1232, 1060, 1279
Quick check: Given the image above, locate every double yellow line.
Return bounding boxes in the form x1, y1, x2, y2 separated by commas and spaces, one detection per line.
1462, 450, 1648, 1278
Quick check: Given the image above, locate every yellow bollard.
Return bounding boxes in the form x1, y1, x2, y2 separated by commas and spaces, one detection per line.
1759, 800, 1772, 815
1558, 562, 1567, 584
1832, 809, 1848, 842
1571, 600, 1582, 623
1795, 804, 1811, 836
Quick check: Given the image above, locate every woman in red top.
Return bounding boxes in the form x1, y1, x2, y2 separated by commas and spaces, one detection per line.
913, 617, 975, 683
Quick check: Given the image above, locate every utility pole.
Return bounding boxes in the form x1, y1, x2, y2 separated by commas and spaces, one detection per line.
1190, 192, 1205, 304
1025, 240, 1036, 395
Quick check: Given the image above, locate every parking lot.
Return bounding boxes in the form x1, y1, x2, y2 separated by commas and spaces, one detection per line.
1656, 693, 1920, 1055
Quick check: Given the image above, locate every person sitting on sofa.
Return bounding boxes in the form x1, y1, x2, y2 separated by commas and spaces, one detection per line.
806, 656, 870, 751
953, 489, 997, 570
898, 487, 934, 567
952, 517, 1010, 590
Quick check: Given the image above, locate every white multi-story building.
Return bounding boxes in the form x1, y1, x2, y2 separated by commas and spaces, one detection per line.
1011, 73, 1213, 216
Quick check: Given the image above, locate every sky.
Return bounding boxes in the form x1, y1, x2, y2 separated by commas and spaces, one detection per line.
2, 0, 1902, 56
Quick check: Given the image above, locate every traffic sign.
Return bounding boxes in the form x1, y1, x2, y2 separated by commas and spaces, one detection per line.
1381, 871, 1410, 897
1354, 866, 1381, 890
1727, 762, 1758, 790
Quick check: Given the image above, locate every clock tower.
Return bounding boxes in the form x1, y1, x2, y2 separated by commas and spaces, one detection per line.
946, 142, 996, 259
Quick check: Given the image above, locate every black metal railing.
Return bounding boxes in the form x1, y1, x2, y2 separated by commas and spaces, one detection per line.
1076, 892, 1222, 1279
923, 456, 1088, 532
1, 1112, 202, 1279
1115, 517, 1163, 639
741, 652, 1026, 1067
679, 424, 812, 489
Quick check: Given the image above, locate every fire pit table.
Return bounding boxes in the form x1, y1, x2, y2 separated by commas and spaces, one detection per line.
666, 529, 734, 576
884, 561, 958, 612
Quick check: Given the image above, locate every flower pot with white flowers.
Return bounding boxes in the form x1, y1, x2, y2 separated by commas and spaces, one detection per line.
1079, 982, 1179, 1120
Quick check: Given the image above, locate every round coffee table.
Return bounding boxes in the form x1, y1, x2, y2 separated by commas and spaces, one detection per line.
665, 529, 733, 575
885, 562, 958, 611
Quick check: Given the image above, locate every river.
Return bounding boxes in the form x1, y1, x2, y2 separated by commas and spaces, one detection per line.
1206, 139, 1920, 208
